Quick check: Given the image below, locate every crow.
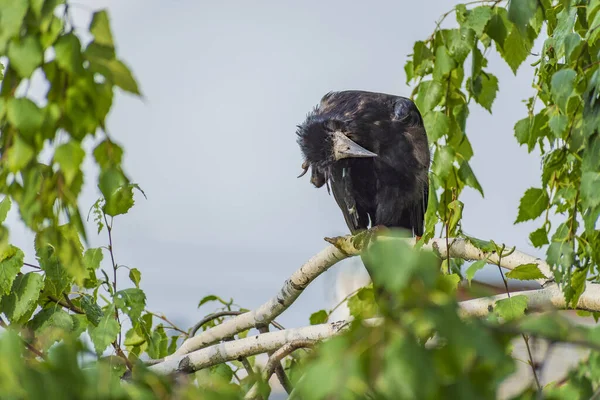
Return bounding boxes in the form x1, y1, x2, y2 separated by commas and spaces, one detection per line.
296, 90, 430, 237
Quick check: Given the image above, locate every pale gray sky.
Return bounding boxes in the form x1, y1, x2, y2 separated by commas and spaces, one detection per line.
8, 0, 544, 329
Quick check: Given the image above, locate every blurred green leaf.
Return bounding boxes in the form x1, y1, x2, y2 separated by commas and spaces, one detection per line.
494, 295, 528, 321
505, 263, 545, 281
54, 141, 85, 185
0, 0, 28, 52
90, 10, 114, 48
8, 36, 43, 78
466, 259, 487, 284
310, 310, 328, 325
7, 98, 44, 140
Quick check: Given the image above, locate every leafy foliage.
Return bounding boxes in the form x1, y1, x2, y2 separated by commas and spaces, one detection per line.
0, 1, 600, 399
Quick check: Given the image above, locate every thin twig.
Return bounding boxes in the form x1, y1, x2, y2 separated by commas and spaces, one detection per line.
495, 244, 542, 392
147, 311, 188, 336
190, 311, 244, 336
258, 325, 293, 394
47, 295, 84, 314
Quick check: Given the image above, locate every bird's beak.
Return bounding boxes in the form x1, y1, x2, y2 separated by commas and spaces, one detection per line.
332, 131, 377, 160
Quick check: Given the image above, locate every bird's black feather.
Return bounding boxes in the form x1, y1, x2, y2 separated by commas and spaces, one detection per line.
297, 90, 430, 236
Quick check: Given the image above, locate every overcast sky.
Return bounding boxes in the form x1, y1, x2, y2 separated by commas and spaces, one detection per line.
8, 0, 545, 330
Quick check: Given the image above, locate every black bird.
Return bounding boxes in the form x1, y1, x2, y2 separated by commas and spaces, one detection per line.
296, 90, 430, 237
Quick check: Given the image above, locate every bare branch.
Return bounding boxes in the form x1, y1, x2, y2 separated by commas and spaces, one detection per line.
153, 236, 555, 371
150, 321, 349, 375
245, 339, 315, 400
459, 283, 600, 317
169, 244, 349, 359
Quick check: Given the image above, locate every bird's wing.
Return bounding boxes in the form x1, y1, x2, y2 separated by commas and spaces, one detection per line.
330, 164, 369, 234
410, 181, 428, 237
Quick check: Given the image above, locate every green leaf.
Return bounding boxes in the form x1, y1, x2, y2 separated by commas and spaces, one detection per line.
514, 117, 530, 146
486, 9, 509, 48
7, 98, 44, 140
439, 273, 461, 294
114, 288, 146, 324
81, 295, 103, 326
99, 168, 134, 216
464, 6, 493, 36
129, 268, 141, 288
415, 80, 443, 112
54, 141, 85, 185
93, 139, 123, 169
423, 111, 449, 142
90, 10, 114, 48
551, 69, 576, 113
473, 72, 498, 112
88, 304, 120, 354
515, 188, 549, 223
1, 272, 44, 323
26, 308, 74, 350
432, 46, 456, 81
147, 325, 168, 359
0, 197, 10, 224
548, 114, 568, 138
6, 135, 34, 172
0, 0, 28, 53
502, 26, 533, 74
198, 295, 219, 308
347, 287, 377, 319
508, 0, 537, 32
581, 172, 600, 209
494, 295, 528, 321
39, 246, 72, 298
466, 259, 487, 284
546, 241, 574, 270
433, 146, 455, 179
0, 246, 23, 296
83, 248, 103, 270
458, 160, 484, 196
54, 33, 84, 75
87, 57, 140, 95
8, 36, 43, 78
310, 310, 328, 325
505, 263, 545, 281
529, 227, 549, 248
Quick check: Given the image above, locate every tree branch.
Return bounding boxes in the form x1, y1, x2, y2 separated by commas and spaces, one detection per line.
154, 236, 554, 371
459, 283, 600, 317
168, 244, 349, 359
245, 339, 315, 400
150, 321, 349, 375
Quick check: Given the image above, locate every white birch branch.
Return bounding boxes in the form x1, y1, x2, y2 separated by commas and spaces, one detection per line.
460, 283, 600, 317
155, 235, 553, 371
150, 321, 348, 375
149, 282, 600, 376
167, 245, 348, 359
245, 339, 316, 400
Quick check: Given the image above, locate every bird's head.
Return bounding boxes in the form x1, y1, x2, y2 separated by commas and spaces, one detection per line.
296, 115, 377, 184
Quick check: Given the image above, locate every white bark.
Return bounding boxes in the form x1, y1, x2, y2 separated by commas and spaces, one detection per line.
150, 321, 348, 375
149, 282, 600, 376
153, 236, 555, 372
169, 244, 348, 359
460, 283, 600, 317
416, 237, 553, 285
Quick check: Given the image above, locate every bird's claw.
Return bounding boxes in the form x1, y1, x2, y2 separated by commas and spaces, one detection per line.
297, 161, 310, 178
351, 225, 389, 250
